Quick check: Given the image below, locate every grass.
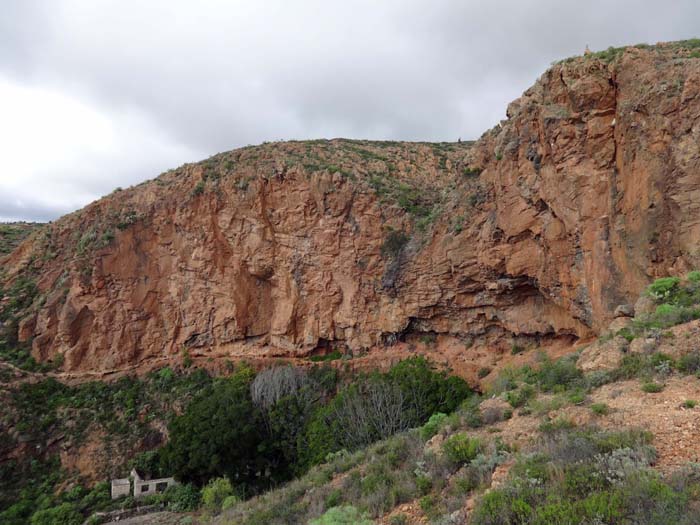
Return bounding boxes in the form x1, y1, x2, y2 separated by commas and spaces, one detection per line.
683, 399, 697, 409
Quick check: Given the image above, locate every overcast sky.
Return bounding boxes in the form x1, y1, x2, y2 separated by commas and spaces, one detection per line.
1, 0, 698, 222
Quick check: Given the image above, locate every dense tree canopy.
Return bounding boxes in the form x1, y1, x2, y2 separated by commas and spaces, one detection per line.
160, 366, 264, 486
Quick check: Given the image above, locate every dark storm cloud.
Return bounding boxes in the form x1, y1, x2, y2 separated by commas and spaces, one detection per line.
2, 0, 700, 222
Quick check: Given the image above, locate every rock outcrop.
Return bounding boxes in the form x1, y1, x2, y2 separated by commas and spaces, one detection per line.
3, 42, 700, 378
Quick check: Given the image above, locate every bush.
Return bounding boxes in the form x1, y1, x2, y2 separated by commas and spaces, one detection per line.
163, 483, 200, 512
678, 352, 700, 374
420, 413, 448, 441
539, 417, 576, 434
201, 477, 235, 513
504, 384, 535, 408
442, 434, 482, 465
191, 180, 205, 196
468, 426, 686, 525
389, 514, 408, 525
688, 271, 700, 283
654, 303, 683, 325
641, 382, 664, 393
131, 450, 165, 479
683, 399, 697, 409
386, 357, 472, 423
29, 503, 82, 525
309, 505, 374, 525
536, 354, 582, 392
567, 390, 586, 405
221, 494, 240, 511
478, 367, 491, 378
590, 403, 610, 416
324, 488, 343, 508
647, 277, 681, 301
381, 231, 409, 258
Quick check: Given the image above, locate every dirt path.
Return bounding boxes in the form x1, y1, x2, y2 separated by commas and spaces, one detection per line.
102, 511, 195, 524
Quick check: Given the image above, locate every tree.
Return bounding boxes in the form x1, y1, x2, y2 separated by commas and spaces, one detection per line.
299, 357, 472, 469
250, 365, 316, 411
386, 357, 471, 423
159, 366, 264, 487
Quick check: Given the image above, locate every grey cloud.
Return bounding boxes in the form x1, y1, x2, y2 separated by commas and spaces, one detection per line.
1, 0, 700, 222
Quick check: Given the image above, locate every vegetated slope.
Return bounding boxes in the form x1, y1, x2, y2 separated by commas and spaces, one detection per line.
4, 41, 700, 380
0, 222, 43, 257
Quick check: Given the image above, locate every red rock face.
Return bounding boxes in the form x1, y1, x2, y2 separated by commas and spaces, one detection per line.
3, 44, 700, 378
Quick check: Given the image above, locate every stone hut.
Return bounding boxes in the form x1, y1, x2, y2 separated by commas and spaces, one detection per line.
131, 469, 178, 499
110, 477, 130, 500
110, 469, 178, 500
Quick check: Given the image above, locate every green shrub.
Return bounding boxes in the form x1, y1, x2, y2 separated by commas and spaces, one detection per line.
567, 390, 586, 405
647, 277, 681, 301
590, 403, 610, 416
478, 367, 491, 378
309, 505, 374, 525
641, 382, 664, 393
221, 494, 240, 511
683, 399, 697, 409
678, 352, 700, 374
324, 488, 343, 508
442, 433, 482, 465
381, 230, 409, 258
688, 271, 700, 283
654, 303, 683, 325
415, 474, 432, 495
538, 417, 576, 434
201, 477, 235, 513
389, 514, 408, 525
420, 412, 448, 441
649, 352, 675, 368
29, 503, 82, 525
504, 385, 535, 408
163, 483, 200, 512
419, 494, 438, 516
460, 397, 484, 428
131, 450, 165, 479
191, 180, 205, 196
536, 354, 582, 392
309, 350, 343, 362
467, 426, 680, 525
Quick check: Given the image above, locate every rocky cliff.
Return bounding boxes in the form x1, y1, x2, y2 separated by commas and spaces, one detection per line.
3, 42, 700, 380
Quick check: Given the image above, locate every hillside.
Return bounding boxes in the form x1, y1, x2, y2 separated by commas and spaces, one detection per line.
5, 42, 700, 383
3, 40, 700, 525
0, 222, 43, 257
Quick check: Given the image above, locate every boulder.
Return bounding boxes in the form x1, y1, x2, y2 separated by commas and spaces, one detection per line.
578, 336, 628, 372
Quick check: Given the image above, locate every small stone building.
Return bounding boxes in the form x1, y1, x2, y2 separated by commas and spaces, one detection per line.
110, 477, 130, 499
132, 468, 178, 499
110, 469, 178, 500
